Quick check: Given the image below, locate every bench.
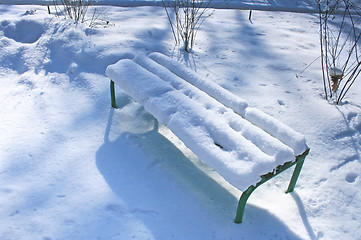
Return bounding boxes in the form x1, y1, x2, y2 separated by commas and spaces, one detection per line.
106, 52, 310, 223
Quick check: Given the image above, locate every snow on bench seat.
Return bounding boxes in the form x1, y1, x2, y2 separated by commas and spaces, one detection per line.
106, 54, 308, 192
148, 52, 308, 156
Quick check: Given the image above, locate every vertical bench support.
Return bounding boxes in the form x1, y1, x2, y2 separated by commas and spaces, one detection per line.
235, 185, 256, 223
234, 148, 309, 223
110, 80, 117, 108
286, 150, 308, 193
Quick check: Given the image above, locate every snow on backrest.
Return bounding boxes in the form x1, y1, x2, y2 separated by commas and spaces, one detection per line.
134, 55, 296, 163
149, 52, 249, 117
244, 108, 308, 156
148, 52, 309, 156
106, 59, 173, 104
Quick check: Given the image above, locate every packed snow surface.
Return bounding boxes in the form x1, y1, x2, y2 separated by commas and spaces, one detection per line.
0, 2, 361, 240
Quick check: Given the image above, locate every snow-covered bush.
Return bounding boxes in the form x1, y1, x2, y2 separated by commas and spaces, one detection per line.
317, 0, 361, 104
162, 0, 213, 52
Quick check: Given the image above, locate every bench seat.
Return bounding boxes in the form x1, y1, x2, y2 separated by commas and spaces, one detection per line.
106, 52, 309, 223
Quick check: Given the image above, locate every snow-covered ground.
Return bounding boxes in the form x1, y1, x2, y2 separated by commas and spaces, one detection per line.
0, 3, 360, 240
0, 0, 320, 12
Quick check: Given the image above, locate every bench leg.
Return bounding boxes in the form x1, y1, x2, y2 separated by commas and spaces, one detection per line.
234, 148, 309, 223
110, 80, 117, 108
286, 149, 309, 193
235, 185, 256, 223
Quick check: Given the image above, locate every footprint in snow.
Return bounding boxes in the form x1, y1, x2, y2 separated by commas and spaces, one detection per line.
9, 210, 20, 217
277, 100, 286, 106
3, 19, 44, 44
105, 204, 159, 218
346, 173, 358, 183
105, 204, 128, 217
347, 112, 357, 121
314, 178, 327, 187
331, 154, 360, 172
131, 208, 159, 216
334, 112, 361, 140
334, 129, 357, 140
350, 114, 361, 132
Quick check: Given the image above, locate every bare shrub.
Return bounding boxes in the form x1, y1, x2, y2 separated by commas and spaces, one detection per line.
52, 0, 92, 23
162, 0, 213, 52
52, 0, 109, 28
317, 0, 361, 104
85, 7, 110, 28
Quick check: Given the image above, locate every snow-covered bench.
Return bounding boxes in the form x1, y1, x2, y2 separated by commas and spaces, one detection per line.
106, 52, 310, 223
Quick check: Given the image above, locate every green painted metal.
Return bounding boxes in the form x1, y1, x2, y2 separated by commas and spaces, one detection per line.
234, 148, 310, 223
110, 80, 117, 108
286, 149, 309, 193
234, 185, 256, 223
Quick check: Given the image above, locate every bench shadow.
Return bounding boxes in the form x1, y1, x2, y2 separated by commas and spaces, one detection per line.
291, 192, 324, 240
95, 103, 305, 239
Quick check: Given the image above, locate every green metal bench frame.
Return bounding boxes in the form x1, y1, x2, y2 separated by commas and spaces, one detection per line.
234, 148, 309, 223
110, 80, 310, 223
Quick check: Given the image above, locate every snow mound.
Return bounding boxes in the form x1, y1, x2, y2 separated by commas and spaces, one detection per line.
106, 55, 308, 191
